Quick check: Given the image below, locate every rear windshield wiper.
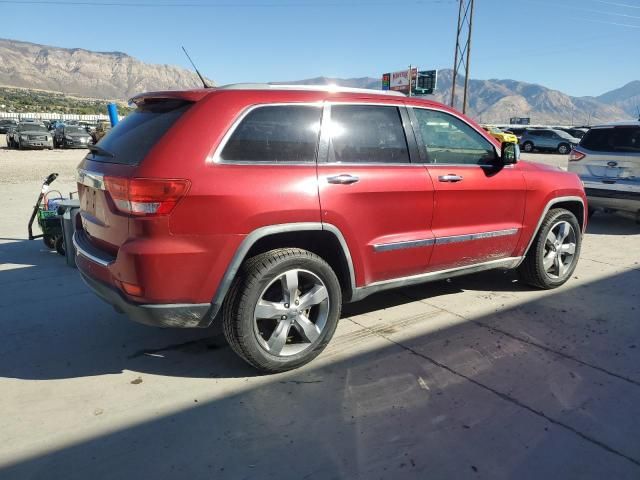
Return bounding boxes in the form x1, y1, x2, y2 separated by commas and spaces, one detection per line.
87, 144, 115, 158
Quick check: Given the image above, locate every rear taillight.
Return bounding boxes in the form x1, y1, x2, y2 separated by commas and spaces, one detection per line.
104, 177, 190, 216
569, 149, 586, 162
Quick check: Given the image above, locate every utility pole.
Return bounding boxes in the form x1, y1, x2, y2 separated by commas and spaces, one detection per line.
408, 64, 413, 97
450, 0, 475, 114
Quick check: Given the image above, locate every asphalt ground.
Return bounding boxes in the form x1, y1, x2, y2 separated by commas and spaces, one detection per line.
1, 138, 639, 479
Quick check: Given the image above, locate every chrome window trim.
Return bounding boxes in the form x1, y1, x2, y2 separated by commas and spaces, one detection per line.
76, 169, 106, 190
409, 105, 502, 165
517, 195, 586, 266
209, 102, 324, 165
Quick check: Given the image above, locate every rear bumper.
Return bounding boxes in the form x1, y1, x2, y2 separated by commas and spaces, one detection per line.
74, 231, 214, 328
79, 271, 213, 328
585, 187, 640, 213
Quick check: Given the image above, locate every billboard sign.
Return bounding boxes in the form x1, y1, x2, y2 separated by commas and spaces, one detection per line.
509, 117, 531, 125
415, 70, 437, 95
381, 73, 391, 90
386, 68, 417, 94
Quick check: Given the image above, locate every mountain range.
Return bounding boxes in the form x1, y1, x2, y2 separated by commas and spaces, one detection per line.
1, 38, 639, 125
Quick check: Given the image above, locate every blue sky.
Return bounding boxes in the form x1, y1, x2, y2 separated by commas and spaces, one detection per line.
1, 0, 639, 96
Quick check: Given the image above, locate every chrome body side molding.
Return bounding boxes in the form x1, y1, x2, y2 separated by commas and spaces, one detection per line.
372, 228, 518, 252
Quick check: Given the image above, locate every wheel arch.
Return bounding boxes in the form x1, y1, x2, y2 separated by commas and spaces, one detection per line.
519, 195, 586, 262
208, 223, 356, 323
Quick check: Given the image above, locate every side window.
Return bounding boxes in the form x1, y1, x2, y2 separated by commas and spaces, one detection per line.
328, 105, 410, 164
412, 108, 496, 165
220, 105, 322, 163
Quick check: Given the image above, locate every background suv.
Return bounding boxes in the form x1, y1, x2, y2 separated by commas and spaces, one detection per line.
73, 85, 587, 372
520, 128, 580, 154
568, 121, 640, 221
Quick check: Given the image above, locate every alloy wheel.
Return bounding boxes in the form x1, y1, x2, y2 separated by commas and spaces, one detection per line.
253, 269, 330, 357
543, 221, 577, 279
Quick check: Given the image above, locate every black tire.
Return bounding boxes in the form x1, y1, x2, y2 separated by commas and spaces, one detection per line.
518, 208, 582, 289
558, 143, 571, 155
54, 236, 65, 256
222, 248, 342, 373
43, 235, 55, 249
523, 142, 534, 153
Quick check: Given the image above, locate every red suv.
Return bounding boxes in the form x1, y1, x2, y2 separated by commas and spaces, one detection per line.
74, 85, 587, 372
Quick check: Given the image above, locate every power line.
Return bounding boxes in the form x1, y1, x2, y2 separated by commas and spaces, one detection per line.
0, 0, 455, 7
593, 0, 640, 9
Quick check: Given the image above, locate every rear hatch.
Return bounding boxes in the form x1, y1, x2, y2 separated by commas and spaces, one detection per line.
77, 99, 193, 253
573, 125, 640, 184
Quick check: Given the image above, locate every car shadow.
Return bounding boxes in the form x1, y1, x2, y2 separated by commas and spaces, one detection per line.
0, 238, 536, 382
587, 212, 640, 235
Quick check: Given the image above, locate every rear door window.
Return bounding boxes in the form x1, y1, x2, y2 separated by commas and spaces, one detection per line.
90, 99, 192, 165
220, 105, 322, 163
327, 105, 410, 164
580, 126, 640, 153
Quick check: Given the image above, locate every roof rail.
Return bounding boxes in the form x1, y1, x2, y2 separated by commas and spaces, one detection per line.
217, 83, 406, 97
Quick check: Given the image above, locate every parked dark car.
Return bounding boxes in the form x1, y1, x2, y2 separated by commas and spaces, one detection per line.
53, 124, 92, 148
0, 119, 18, 134
74, 84, 587, 372
7, 123, 53, 150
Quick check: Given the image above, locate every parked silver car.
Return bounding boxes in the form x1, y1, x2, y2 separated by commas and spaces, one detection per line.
520, 128, 580, 154
568, 121, 640, 221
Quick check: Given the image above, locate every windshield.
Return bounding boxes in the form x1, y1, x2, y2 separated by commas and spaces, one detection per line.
65, 126, 87, 134
20, 124, 47, 132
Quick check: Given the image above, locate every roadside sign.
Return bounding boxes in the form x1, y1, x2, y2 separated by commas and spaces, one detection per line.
386, 68, 417, 94
509, 117, 531, 125
415, 70, 437, 95
382, 73, 391, 90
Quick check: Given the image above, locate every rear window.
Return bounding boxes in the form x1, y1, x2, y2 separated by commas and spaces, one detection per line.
90, 99, 192, 165
580, 126, 640, 153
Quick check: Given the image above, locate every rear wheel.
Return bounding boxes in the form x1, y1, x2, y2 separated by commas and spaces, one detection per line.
518, 208, 581, 289
558, 143, 571, 154
523, 141, 534, 153
222, 248, 342, 372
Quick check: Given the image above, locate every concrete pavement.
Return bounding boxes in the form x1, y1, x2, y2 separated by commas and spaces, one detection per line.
1, 145, 639, 479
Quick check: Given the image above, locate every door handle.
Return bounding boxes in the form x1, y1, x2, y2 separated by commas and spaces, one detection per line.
327, 174, 360, 185
438, 174, 463, 183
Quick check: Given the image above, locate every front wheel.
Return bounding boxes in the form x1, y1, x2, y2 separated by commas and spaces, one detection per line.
518, 208, 582, 289
522, 142, 534, 153
222, 248, 342, 372
558, 143, 571, 155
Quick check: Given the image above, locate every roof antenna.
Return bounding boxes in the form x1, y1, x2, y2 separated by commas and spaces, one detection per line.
181, 46, 211, 89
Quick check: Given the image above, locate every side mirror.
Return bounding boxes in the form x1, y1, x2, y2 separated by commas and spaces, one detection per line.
500, 142, 519, 165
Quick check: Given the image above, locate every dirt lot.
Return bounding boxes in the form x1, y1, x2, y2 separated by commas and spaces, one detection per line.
1, 139, 640, 479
